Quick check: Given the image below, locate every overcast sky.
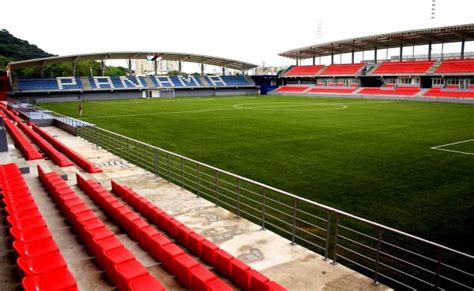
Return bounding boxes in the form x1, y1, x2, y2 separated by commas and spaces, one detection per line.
1, 0, 473, 71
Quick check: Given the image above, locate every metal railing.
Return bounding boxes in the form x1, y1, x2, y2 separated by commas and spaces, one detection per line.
46, 111, 93, 128
78, 125, 473, 290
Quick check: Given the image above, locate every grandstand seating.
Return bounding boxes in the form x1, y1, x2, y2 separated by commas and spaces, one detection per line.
110, 180, 286, 291
283, 65, 324, 77
0, 163, 77, 291
37, 166, 165, 291
0, 116, 43, 160
359, 86, 420, 96
320, 63, 364, 75
435, 59, 474, 74
16, 122, 73, 167
32, 125, 102, 173
307, 86, 357, 94
372, 61, 434, 75
275, 85, 310, 93
16, 75, 253, 91
423, 88, 474, 98
76, 175, 234, 290
17, 78, 60, 91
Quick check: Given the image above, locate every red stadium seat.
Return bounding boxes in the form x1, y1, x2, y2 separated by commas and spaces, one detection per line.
284, 65, 324, 76
320, 63, 364, 75
372, 60, 434, 75
436, 59, 474, 74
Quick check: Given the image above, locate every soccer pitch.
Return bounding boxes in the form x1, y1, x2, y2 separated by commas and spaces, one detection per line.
41, 96, 474, 253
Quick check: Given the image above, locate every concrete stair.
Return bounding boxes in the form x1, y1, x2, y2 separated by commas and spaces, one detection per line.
365, 63, 381, 76
143, 76, 155, 88
80, 77, 92, 90
416, 88, 428, 96
426, 60, 442, 74
199, 77, 210, 87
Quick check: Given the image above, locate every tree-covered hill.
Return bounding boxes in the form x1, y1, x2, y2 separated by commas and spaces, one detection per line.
0, 29, 52, 61
0, 29, 126, 77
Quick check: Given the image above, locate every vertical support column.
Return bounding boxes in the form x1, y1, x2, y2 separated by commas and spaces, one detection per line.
154, 60, 157, 75
312, 56, 315, 65
295, 58, 298, 66
428, 41, 432, 61
178, 61, 182, 73
221, 67, 225, 76
331, 53, 334, 65
374, 46, 378, 64
441, 42, 444, 60
461, 38, 465, 59
200, 63, 204, 77
127, 59, 132, 76
351, 49, 355, 64
101, 60, 105, 75
399, 44, 403, 61
72, 61, 77, 77
412, 45, 415, 60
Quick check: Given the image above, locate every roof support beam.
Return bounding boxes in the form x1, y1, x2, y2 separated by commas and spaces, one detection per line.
374, 47, 378, 64
351, 49, 355, 64
127, 59, 132, 76
428, 41, 432, 61
399, 44, 403, 62
461, 38, 465, 59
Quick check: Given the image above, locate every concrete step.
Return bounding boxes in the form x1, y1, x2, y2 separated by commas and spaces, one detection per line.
80, 77, 92, 90
143, 76, 155, 88
199, 77, 210, 86
427, 60, 442, 74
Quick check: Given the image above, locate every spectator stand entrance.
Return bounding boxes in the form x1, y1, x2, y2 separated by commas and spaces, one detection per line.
274, 23, 474, 103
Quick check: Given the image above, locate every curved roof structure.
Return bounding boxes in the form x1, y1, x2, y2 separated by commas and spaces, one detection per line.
7, 51, 257, 71
279, 23, 474, 60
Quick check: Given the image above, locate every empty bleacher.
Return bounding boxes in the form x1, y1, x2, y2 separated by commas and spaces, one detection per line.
359, 86, 420, 96
283, 65, 324, 77
319, 63, 364, 76
0, 163, 78, 291
424, 88, 474, 98
435, 59, 474, 74
16, 75, 254, 92
307, 84, 358, 94
37, 166, 165, 291
275, 85, 310, 93
372, 61, 435, 75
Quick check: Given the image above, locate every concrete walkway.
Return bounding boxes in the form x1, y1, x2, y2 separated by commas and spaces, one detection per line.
42, 126, 389, 291
0, 124, 390, 290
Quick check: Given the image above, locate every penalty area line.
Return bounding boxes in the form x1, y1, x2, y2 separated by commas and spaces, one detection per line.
430, 139, 474, 156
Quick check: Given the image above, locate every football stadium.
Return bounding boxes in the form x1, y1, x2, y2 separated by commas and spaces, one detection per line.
0, 1, 473, 290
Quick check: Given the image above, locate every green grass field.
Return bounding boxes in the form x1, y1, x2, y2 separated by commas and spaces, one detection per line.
41, 96, 474, 253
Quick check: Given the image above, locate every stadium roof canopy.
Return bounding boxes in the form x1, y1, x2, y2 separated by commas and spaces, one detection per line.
7, 51, 257, 71
279, 23, 474, 60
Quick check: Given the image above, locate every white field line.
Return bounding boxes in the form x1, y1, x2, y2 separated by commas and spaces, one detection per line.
233, 102, 347, 110
430, 139, 474, 156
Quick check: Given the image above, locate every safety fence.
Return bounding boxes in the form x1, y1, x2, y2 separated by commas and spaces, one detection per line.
78, 125, 473, 290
